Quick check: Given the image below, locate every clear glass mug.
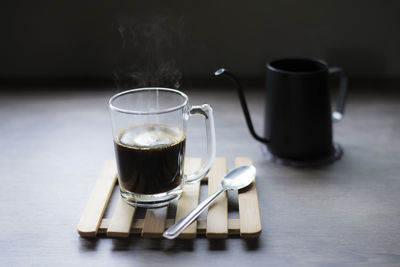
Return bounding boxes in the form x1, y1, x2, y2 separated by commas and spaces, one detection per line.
109, 88, 216, 208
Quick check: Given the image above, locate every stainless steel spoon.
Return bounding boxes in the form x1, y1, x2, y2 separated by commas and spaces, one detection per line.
163, 165, 256, 239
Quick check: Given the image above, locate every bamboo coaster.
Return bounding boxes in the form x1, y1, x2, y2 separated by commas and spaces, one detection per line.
77, 157, 262, 239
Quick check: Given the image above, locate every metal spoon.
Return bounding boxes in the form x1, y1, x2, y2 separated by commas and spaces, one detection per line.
163, 165, 256, 239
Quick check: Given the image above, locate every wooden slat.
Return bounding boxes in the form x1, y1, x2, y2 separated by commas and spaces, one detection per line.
131, 219, 145, 234
206, 157, 228, 238
236, 157, 262, 238
141, 207, 168, 238
98, 219, 109, 234
107, 197, 136, 238
228, 219, 241, 235
77, 160, 117, 237
99, 218, 240, 235
197, 219, 207, 235
174, 158, 202, 239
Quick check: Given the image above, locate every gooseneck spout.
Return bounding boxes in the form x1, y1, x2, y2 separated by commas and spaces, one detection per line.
215, 68, 268, 144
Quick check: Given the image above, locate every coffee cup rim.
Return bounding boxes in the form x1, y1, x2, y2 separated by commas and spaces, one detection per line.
109, 87, 188, 115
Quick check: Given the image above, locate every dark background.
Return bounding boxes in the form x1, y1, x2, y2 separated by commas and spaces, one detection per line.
1, 0, 400, 87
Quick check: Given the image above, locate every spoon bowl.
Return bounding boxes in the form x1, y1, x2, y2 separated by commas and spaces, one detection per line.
221, 165, 256, 190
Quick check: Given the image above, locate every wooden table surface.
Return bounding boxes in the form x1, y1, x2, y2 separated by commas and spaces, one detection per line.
1, 87, 399, 266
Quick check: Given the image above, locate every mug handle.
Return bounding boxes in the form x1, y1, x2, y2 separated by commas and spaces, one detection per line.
329, 67, 348, 122
183, 104, 216, 184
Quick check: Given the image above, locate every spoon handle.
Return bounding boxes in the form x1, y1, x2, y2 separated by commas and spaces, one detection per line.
163, 188, 226, 239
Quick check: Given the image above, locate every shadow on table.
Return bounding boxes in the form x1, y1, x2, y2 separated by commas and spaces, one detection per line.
243, 238, 260, 251
79, 235, 262, 252
79, 237, 99, 251
110, 238, 202, 252
108, 238, 196, 252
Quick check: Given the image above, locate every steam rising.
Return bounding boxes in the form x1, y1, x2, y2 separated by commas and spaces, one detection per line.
114, 16, 184, 90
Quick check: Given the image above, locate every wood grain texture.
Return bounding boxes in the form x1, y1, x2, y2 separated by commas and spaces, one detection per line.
106, 197, 136, 238
206, 157, 228, 238
175, 158, 202, 239
236, 157, 262, 238
77, 160, 117, 237
141, 207, 168, 238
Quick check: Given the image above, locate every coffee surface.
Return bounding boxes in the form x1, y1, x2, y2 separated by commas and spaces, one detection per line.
114, 124, 186, 195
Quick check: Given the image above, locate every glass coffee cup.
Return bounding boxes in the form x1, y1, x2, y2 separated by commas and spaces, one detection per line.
109, 88, 216, 208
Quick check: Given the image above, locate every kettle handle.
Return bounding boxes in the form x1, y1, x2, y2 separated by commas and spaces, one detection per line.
329, 67, 348, 122
215, 68, 268, 144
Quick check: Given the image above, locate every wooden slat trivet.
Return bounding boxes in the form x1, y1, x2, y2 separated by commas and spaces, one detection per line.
77, 157, 262, 239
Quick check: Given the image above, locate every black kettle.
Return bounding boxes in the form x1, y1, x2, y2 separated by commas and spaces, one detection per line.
215, 58, 348, 166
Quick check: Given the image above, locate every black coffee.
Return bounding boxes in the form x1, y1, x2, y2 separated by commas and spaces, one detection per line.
114, 124, 186, 195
